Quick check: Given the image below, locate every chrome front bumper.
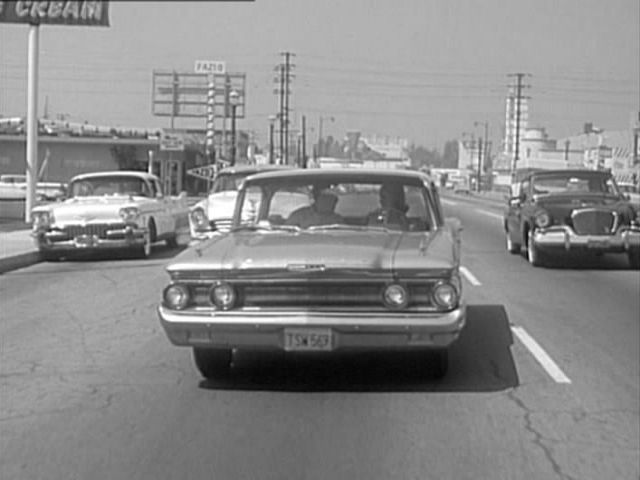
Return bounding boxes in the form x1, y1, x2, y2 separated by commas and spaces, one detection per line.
158, 304, 467, 351
33, 225, 148, 251
532, 226, 640, 252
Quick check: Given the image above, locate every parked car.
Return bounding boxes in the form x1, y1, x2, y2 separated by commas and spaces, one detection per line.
617, 182, 640, 212
0, 174, 66, 201
189, 164, 289, 238
31, 170, 190, 260
158, 168, 466, 380
504, 169, 640, 268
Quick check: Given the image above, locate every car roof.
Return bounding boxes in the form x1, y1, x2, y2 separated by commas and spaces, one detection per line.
243, 168, 429, 185
70, 170, 158, 182
217, 164, 291, 175
527, 169, 611, 179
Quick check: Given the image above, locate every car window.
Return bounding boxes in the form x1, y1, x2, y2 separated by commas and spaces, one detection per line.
236, 179, 433, 231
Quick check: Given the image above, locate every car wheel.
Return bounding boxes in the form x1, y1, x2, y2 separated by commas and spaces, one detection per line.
135, 221, 154, 258
629, 250, 640, 270
526, 230, 546, 267
193, 348, 233, 380
427, 349, 449, 379
506, 228, 520, 254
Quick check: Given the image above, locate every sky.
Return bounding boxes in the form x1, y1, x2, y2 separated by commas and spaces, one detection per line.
1, 0, 639, 150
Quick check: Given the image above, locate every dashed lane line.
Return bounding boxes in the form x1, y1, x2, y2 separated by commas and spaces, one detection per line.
511, 325, 572, 384
460, 266, 482, 286
441, 199, 458, 206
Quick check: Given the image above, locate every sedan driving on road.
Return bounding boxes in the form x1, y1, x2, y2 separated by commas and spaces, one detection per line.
504, 169, 640, 268
159, 168, 466, 380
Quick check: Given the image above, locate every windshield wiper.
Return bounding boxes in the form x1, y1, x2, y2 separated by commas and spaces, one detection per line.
230, 224, 300, 233
307, 224, 390, 232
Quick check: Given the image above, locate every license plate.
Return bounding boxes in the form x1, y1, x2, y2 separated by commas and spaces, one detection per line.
587, 239, 609, 249
284, 328, 333, 351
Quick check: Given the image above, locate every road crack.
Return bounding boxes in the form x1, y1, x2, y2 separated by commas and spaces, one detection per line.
506, 388, 580, 480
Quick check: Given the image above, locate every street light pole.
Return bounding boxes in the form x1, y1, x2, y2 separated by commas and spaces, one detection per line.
229, 90, 240, 166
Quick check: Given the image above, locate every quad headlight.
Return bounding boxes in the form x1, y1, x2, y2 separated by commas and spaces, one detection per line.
119, 206, 140, 223
163, 284, 190, 310
382, 283, 409, 310
32, 210, 53, 230
210, 282, 237, 310
431, 281, 459, 310
534, 210, 551, 228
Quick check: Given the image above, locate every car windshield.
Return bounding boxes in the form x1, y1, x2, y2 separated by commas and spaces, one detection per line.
68, 176, 151, 197
235, 178, 434, 232
531, 173, 620, 196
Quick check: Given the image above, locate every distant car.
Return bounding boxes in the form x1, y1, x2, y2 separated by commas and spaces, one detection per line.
0, 174, 66, 201
189, 164, 289, 238
158, 168, 466, 380
504, 169, 640, 268
31, 171, 190, 260
617, 182, 640, 212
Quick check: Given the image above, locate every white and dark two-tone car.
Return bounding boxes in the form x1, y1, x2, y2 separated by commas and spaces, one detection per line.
159, 168, 466, 380
31, 170, 190, 260
189, 164, 289, 238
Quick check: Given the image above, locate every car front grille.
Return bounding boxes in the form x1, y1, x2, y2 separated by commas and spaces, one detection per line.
571, 209, 616, 235
191, 282, 435, 309
61, 223, 126, 239
209, 218, 232, 232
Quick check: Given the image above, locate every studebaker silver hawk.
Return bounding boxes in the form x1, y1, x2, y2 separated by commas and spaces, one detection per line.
158, 168, 466, 379
31, 171, 190, 259
504, 169, 640, 268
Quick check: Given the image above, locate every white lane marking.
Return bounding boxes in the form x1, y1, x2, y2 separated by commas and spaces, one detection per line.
441, 199, 458, 206
511, 326, 572, 384
475, 209, 503, 221
460, 266, 481, 286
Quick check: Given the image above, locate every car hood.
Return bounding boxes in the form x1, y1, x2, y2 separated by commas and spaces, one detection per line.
193, 191, 238, 220
34, 196, 137, 222
170, 229, 457, 278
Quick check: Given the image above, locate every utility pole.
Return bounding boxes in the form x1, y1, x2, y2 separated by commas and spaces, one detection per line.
507, 73, 531, 179
281, 51, 295, 165
274, 64, 285, 163
301, 115, 307, 168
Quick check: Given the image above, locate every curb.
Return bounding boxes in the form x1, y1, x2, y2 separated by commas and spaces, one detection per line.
0, 251, 43, 274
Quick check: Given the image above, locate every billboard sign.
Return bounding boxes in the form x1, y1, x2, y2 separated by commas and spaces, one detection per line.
0, 0, 110, 26
194, 60, 226, 75
152, 71, 246, 119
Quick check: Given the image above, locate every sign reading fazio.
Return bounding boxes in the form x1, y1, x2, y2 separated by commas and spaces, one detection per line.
0, 0, 110, 26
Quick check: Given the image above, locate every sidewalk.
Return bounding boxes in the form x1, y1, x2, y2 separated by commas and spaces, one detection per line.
0, 220, 41, 274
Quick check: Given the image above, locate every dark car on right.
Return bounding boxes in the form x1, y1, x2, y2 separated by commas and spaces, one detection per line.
504, 169, 640, 268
